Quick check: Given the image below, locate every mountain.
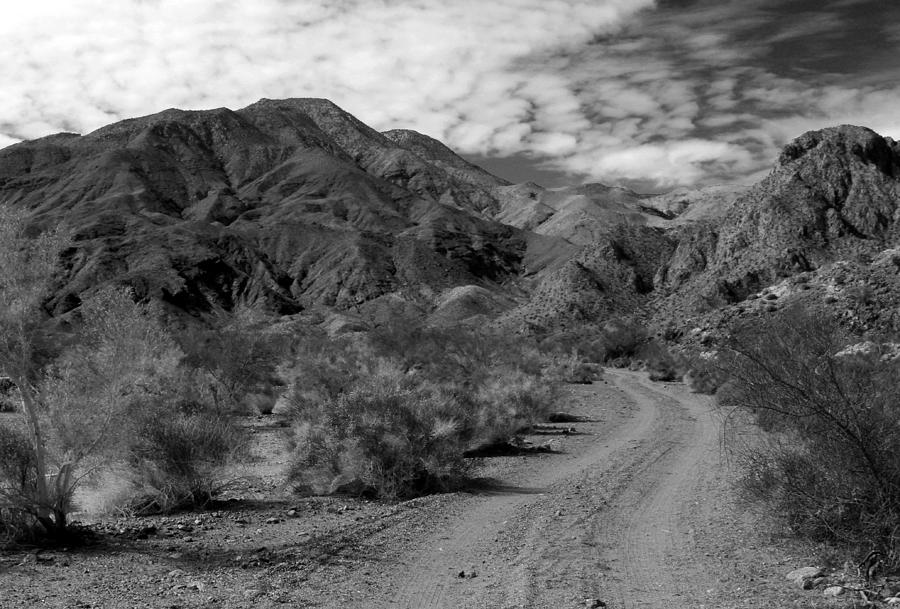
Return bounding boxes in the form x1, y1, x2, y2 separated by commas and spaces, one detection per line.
0, 99, 529, 323
2, 100, 899, 339
653, 125, 900, 337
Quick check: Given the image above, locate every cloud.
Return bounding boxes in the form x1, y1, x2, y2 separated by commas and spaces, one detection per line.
0, 134, 21, 149
1, 0, 898, 191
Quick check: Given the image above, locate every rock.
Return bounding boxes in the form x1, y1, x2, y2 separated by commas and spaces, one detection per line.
823, 586, 845, 597
167, 569, 186, 578
886, 597, 900, 605
786, 566, 824, 584
243, 589, 262, 600
585, 599, 606, 608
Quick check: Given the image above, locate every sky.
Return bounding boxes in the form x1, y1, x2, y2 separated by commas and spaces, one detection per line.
1, 0, 897, 191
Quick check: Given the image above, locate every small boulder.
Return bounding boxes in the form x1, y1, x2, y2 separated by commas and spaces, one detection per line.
786, 566, 824, 585
885, 597, 900, 605
823, 586, 845, 597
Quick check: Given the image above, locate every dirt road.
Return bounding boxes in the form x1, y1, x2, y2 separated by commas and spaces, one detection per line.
387, 369, 733, 609
0, 371, 808, 609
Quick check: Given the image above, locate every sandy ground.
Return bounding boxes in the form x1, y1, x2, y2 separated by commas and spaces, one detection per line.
0, 371, 849, 608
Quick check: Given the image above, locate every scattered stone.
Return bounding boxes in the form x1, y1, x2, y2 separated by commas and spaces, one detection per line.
167, 569, 186, 578
286, 509, 298, 517
265, 517, 280, 525
786, 566, 823, 584
243, 589, 262, 600
823, 586, 844, 597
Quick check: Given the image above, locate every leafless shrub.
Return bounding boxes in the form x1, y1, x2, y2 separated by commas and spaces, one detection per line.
719, 306, 900, 556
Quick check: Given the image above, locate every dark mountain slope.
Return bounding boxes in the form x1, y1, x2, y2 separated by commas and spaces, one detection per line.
0, 99, 528, 318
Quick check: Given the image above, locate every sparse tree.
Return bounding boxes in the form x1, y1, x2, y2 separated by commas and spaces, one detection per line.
0, 205, 186, 535
0, 205, 71, 534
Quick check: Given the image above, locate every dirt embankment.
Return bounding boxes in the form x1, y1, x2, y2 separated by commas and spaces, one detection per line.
1, 372, 818, 608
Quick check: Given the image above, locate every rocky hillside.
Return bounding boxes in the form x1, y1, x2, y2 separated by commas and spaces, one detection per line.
653, 125, 900, 338
0, 99, 530, 322
2, 100, 898, 338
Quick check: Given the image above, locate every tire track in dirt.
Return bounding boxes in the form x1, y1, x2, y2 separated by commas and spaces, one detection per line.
388, 376, 662, 609
387, 369, 722, 609
594, 371, 721, 608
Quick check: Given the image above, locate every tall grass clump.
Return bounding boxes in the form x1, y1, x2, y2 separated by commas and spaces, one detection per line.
720, 306, 900, 557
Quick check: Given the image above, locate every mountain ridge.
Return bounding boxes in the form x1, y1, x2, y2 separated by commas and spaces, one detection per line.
2, 101, 899, 338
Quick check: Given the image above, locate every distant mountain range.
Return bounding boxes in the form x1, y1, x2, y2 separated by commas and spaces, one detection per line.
2, 99, 899, 339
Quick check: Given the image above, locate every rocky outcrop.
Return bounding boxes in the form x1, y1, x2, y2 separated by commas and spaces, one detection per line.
653, 125, 900, 332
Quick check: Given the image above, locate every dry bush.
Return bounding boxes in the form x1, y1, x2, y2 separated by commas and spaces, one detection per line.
286, 329, 560, 498
474, 369, 558, 443
596, 318, 648, 362
179, 305, 290, 415
640, 340, 682, 382
369, 320, 547, 382
0, 378, 18, 413
719, 306, 900, 556
0, 424, 38, 544
288, 363, 472, 498
541, 352, 602, 384
682, 353, 729, 394
537, 318, 648, 365
123, 390, 246, 514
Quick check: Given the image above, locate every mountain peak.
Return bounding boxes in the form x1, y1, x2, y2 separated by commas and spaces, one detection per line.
778, 125, 897, 175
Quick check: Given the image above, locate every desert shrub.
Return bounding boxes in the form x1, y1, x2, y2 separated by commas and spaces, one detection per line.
542, 352, 602, 384
179, 305, 290, 414
124, 395, 245, 514
286, 330, 560, 498
682, 353, 729, 394
596, 318, 648, 362
0, 378, 18, 412
640, 340, 682, 382
369, 321, 546, 382
719, 306, 900, 555
474, 370, 558, 443
288, 364, 472, 498
537, 324, 606, 363
0, 424, 38, 543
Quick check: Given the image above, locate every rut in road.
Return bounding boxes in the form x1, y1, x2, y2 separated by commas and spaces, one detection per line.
387, 369, 723, 609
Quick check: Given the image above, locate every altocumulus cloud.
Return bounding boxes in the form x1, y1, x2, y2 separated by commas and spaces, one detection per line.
0, 0, 653, 159
1, 0, 899, 190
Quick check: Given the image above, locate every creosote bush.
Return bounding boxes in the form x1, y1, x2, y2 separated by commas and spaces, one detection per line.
286, 326, 561, 498
124, 386, 246, 514
719, 306, 900, 557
